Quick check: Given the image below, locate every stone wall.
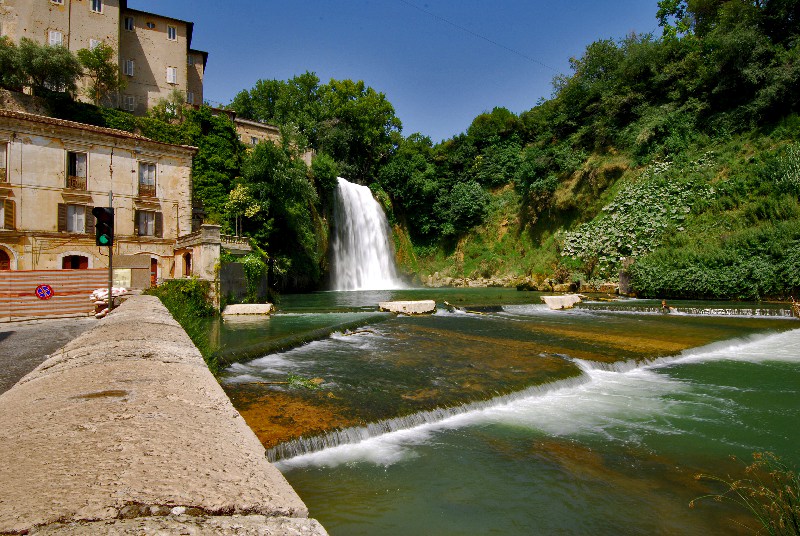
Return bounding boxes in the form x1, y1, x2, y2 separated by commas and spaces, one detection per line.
0, 295, 327, 534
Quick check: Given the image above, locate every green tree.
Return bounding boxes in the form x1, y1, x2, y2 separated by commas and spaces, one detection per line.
317, 78, 402, 182
0, 37, 22, 91
183, 106, 245, 224
310, 152, 340, 192
16, 38, 82, 96
434, 180, 490, 237
240, 141, 322, 288
76, 43, 125, 106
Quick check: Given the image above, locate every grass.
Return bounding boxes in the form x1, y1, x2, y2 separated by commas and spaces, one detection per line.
692, 452, 800, 535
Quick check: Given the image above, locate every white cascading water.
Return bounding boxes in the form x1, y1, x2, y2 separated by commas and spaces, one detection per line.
330, 177, 404, 291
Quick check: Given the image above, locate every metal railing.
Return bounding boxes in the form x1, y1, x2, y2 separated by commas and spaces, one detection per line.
66, 175, 86, 190
138, 184, 156, 197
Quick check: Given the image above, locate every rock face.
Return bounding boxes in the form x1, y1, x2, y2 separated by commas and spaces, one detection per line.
222, 303, 273, 315
378, 300, 437, 315
541, 294, 584, 310
0, 295, 326, 535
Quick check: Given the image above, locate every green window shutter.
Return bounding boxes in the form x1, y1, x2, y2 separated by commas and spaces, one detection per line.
154, 211, 163, 238
4, 200, 14, 230
85, 205, 94, 235
57, 203, 67, 232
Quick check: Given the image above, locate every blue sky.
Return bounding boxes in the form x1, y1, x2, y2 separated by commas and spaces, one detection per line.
131, 1, 660, 142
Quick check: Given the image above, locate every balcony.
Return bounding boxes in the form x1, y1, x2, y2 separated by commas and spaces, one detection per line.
0, 167, 6, 183
138, 184, 157, 197
66, 175, 86, 190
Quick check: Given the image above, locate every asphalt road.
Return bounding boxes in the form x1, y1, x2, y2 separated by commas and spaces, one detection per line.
0, 316, 96, 395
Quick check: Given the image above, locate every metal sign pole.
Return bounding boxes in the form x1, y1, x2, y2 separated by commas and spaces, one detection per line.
108, 191, 113, 311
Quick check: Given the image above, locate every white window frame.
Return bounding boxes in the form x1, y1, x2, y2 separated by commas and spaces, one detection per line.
186, 91, 194, 105
124, 16, 135, 31
51, 0, 64, 4
89, 39, 102, 50
167, 26, 177, 41
166, 67, 178, 85
123, 94, 135, 112
48, 30, 63, 47
66, 205, 86, 233
138, 211, 155, 236
146, 22, 156, 30
91, 0, 103, 13
124, 59, 135, 76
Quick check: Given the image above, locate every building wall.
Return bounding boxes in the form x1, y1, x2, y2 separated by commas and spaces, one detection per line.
2, 0, 122, 102
0, 111, 195, 282
235, 119, 282, 148
186, 49, 205, 106
0, 1, 206, 114
119, 10, 191, 113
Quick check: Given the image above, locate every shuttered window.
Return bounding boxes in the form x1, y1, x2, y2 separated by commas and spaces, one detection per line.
1, 200, 14, 230
135, 210, 163, 238
49, 31, 63, 47
166, 67, 178, 85
124, 59, 135, 76
57, 204, 91, 234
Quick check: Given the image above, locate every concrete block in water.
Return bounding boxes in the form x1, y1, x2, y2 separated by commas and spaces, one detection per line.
541, 294, 583, 310
379, 300, 436, 315
222, 303, 273, 315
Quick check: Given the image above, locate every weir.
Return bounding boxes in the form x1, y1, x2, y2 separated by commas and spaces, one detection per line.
330, 177, 404, 291
266, 327, 800, 465
267, 375, 591, 463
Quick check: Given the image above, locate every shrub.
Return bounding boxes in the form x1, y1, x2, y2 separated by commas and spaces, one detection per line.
145, 279, 219, 372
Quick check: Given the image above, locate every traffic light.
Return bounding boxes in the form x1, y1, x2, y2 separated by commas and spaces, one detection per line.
92, 207, 114, 247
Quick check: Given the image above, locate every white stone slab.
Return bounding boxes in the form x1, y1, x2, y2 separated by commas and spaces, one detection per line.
222, 304, 273, 315
378, 300, 436, 315
541, 294, 583, 310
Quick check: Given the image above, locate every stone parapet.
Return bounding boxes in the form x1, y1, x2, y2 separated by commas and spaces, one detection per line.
0, 295, 326, 535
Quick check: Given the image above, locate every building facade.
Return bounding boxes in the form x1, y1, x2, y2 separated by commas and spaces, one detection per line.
0, 109, 197, 283
0, 0, 207, 113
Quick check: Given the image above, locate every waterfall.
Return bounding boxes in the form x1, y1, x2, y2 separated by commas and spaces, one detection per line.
330, 177, 404, 291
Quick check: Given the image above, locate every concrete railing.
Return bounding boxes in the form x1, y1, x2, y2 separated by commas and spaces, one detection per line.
0, 295, 327, 534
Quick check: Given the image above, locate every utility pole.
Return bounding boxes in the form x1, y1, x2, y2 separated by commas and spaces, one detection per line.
107, 191, 113, 311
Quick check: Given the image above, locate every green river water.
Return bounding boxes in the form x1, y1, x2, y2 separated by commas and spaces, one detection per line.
214, 289, 800, 535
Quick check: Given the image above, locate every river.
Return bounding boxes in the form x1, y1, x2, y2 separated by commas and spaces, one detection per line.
213, 289, 800, 535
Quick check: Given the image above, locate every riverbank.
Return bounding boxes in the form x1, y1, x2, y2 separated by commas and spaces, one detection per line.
0, 295, 326, 535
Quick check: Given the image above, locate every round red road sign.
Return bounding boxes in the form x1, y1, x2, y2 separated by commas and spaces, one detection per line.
35, 284, 54, 300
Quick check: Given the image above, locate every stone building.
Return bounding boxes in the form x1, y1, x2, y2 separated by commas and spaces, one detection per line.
0, 0, 207, 113
0, 109, 198, 283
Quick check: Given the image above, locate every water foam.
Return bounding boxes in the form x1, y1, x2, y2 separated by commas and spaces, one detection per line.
275, 329, 800, 469
330, 177, 404, 291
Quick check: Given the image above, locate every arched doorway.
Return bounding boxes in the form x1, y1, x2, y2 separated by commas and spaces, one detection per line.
183, 252, 192, 277
0, 250, 10, 270
62, 255, 89, 269
150, 257, 158, 287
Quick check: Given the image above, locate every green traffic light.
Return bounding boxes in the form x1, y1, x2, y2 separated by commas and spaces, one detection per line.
99, 235, 110, 245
